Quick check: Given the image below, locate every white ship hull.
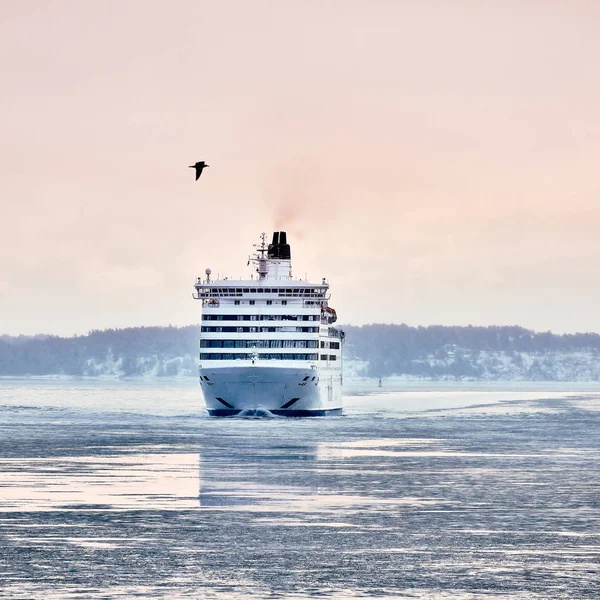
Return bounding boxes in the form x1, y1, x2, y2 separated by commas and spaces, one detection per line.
199, 365, 343, 416
194, 231, 343, 417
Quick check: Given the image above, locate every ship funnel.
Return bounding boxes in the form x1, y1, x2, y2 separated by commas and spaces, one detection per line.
268, 230, 291, 260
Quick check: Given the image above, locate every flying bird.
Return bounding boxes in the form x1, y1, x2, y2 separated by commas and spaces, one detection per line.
189, 161, 209, 181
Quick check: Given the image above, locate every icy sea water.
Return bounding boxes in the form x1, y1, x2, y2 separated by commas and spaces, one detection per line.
0, 380, 599, 599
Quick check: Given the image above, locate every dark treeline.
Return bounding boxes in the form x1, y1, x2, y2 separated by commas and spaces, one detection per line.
1, 324, 600, 379
344, 324, 600, 378
0, 326, 200, 377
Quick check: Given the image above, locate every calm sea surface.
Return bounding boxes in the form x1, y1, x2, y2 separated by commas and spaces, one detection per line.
0, 379, 599, 599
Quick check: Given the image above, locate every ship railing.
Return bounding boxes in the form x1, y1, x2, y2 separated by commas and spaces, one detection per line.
194, 288, 328, 299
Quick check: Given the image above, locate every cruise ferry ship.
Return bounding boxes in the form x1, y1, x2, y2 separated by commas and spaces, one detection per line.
193, 232, 344, 416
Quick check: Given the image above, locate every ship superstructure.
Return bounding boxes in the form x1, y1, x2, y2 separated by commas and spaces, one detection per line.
193, 232, 343, 416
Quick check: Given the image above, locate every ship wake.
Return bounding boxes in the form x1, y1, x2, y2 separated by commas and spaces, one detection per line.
236, 407, 276, 419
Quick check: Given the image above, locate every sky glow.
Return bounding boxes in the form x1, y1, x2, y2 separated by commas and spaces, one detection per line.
1, 1, 599, 335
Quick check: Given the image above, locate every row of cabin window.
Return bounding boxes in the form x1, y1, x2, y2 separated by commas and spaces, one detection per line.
198, 288, 327, 295
203, 314, 319, 321
320, 341, 341, 349
320, 355, 338, 361
201, 339, 319, 348
201, 326, 320, 333
199, 353, 319, 361
234, 300, 286, 305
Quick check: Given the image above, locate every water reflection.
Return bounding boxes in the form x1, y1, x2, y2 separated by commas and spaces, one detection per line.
0, 439, 325, 514
199, 437, 320, 509
0, 454, 200, 512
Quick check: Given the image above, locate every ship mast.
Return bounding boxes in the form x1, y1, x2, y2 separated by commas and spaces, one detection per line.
248, 231, 293, 281
251, 232, 269, 279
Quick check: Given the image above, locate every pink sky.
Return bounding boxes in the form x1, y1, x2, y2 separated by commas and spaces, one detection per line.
1, 1, 599, 335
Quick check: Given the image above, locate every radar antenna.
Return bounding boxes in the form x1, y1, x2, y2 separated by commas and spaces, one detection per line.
253, 232, 268, 257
